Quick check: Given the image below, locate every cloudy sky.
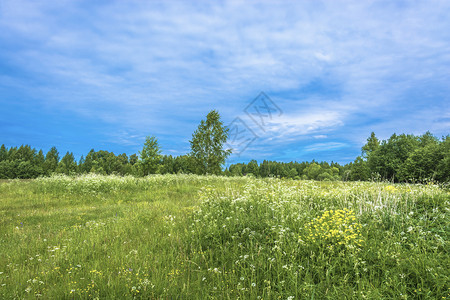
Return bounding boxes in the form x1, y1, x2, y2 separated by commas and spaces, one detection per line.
1, 0, 449, 165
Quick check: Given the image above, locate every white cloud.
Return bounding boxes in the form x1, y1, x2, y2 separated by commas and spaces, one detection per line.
315, 52, 332, 62
264, 110, 344, 139
1, 0, 449, 157
304, 142, 348, 152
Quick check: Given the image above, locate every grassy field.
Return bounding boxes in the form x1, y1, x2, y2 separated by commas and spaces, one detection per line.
0, 174, 449, 299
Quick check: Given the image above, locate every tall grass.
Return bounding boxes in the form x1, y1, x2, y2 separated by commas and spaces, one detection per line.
0, 174, 448, 299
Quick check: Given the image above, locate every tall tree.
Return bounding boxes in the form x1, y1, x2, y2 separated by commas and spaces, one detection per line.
259, 160, 271, 177
57, 152, 77, 175
368, 134, 419, 181
436, 135, 450, 182
362, 132, 379, 159
189, 110, 231, 175
398, 132, 441, 182
160, 155, 175, 174
129, 154, 139, 165
15, 145, 36, 161
35, 149, 45, 176
349, 156, 370, 181
305, 163, 322, 180
139, 136, 162, 175
0, 144, 7, 162
44, 147, 59, 175
246, 159, 259, 176
36, 149, 45, 165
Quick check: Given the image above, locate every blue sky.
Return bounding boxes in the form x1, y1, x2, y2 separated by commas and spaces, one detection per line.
1, 0, 449, 165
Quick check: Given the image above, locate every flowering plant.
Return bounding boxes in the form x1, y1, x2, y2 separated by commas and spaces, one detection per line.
304, 209, 363, 250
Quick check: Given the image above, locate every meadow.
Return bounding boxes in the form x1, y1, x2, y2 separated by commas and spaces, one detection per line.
0, 174, 448, 299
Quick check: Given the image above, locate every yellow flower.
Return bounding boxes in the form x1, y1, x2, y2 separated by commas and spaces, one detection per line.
304, 209, 363, 249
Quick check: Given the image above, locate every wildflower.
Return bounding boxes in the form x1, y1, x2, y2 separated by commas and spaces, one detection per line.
304, 209, 363, 249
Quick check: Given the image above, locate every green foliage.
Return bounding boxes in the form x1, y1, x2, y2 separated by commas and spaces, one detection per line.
349, 156, 370, 181
0, 174, 245, 299
361, 131, 379, 158
287, 167, 298, 178
0, 144, 7, 161
44, 147, 60, 175
2, 175, 448, 298
305, 162, 322, 180
57, 152, 77, 175
350, 132, 449, 182
14, 145, 36, 161
304, 208, 363, 251
129, 154, 138, 165
399, 142, 441, 182
139, 136, 162, 175
187, 177, 449, 299
228, 163, 243, 176
436, 135, 450, 182
0, 145, 46, 179
80, 149, 131, 175
246, 159, 259, 176
36, 150, 45, 166
159, 155, 195, 174
0, 144, 145, 179
189, 110, 231, 175
368, 133, 420, 181
227, 160, 344, 180
0, 130, 448, 183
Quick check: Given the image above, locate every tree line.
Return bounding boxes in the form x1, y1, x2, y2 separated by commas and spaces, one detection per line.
0, 110, 229, 179
1, 110, 448, 182
226, 131, 449, 183
347, 131, 449, 182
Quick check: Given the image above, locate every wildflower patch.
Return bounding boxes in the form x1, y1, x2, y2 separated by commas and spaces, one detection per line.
304, 209, 363, 250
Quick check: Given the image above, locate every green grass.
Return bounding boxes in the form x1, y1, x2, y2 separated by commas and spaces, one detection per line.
0, 174, 449, 299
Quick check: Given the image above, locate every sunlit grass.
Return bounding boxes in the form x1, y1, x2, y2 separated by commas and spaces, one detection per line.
0, 175, 448, 299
